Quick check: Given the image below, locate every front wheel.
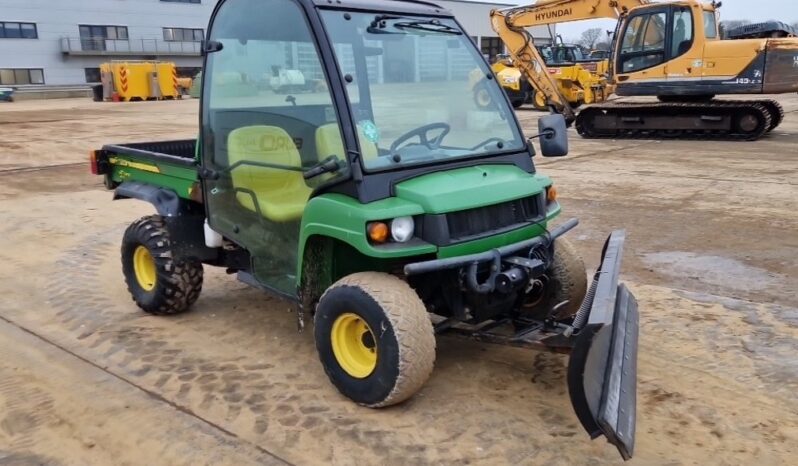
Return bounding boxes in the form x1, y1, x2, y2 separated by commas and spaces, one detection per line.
121, 215, 203, 315
522, 237, 587, 320
532, 90, 549, 111
314, 272, 436, 407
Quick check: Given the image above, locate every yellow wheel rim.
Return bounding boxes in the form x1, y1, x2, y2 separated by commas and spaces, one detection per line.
133, 246, 157, 292
331, 313, 377, 378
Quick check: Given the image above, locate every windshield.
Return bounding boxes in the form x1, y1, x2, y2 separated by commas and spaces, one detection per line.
703, 11, 718, 38
321, 11, 525, 171
537, 45, 585, 64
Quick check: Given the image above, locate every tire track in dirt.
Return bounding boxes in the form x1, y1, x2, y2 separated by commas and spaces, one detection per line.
0, 376, 57, 453
39, 228, 447, 463
36, 226, 613, 464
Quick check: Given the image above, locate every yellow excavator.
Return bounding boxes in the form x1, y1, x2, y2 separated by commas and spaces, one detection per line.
491, 0, 798, 140
489, 42, 610, 110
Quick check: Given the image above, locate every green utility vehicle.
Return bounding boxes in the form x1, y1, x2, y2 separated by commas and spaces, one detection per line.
91, 0, 639, 459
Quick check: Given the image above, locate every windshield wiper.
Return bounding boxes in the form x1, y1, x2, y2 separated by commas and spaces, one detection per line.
367, 15, 462, 36
394, 20, 462, 35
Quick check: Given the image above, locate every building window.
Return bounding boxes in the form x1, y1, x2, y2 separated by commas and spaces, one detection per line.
79, 25, 128, 51
85, 68, 101, 83
161, 0, 201, 3
480, 37, 504, 63
163, 27, 204, 42
0, 21, 38, 39
0, 68, 45, 85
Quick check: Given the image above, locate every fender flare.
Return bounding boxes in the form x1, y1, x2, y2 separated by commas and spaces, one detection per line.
113, 181, 187, 217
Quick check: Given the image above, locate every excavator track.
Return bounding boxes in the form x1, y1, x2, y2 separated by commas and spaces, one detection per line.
757, 99, 784, 132
575, 100, 774, 141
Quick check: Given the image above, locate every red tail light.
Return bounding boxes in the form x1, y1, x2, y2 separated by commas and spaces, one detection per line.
89, 150, 99, 175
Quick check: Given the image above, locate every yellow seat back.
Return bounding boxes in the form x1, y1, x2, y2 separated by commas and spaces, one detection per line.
227, 125, 312, 222
315, 123, 378, 162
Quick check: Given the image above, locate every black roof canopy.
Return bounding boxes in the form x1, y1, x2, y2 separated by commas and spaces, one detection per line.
312, 0, 452, 17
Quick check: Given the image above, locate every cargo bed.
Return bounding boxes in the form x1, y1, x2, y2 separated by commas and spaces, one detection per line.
101, 139, 198, 167
93, 139, 199, 201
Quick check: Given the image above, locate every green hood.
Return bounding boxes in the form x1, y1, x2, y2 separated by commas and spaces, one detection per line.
394, 165, 550, 214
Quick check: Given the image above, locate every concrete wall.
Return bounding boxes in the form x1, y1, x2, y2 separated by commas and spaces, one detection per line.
0, 0, 554, 86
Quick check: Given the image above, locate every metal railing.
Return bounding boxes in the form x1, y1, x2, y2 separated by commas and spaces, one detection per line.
61, 37, 202, 56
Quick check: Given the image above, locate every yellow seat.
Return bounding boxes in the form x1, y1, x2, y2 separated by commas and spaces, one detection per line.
227, 125, 312, 222
315, 123, 379, 162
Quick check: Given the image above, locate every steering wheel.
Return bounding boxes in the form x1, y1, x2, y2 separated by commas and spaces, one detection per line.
390, 122, 451, 153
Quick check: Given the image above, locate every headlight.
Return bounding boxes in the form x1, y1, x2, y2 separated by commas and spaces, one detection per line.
503, 77, 518, 84
390, 216, 414, 243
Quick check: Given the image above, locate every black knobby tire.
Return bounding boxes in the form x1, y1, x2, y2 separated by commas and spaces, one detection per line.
522, 237, 587, 320
121, 215, 203, 315
314, 272, 436, 408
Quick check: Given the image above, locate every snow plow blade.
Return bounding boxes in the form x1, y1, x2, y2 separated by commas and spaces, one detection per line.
567, 230, 639, 460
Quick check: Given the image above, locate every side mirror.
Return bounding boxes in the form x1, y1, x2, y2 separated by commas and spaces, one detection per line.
538, 114, 569, 157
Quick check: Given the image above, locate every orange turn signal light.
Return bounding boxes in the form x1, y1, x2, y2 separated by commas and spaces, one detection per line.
546, 185, 558, 203
367, 221, 389, 243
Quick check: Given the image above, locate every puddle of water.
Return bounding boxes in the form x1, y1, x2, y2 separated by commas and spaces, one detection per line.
642, 251, 781, 292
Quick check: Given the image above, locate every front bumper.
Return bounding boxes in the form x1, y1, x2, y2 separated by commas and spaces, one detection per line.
404, 223, 639, 460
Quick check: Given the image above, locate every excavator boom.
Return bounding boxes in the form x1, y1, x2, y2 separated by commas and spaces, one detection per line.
491, 9, 575, 120
501, 0, 647, 27
491, 0, 647, 119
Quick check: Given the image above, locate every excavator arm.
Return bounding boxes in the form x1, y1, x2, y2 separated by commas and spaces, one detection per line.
490, 0, 648, 120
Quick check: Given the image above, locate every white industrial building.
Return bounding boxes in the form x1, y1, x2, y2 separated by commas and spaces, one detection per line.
0, 0, 554, 88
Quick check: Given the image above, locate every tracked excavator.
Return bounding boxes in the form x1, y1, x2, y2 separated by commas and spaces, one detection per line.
491, 0, 798, 140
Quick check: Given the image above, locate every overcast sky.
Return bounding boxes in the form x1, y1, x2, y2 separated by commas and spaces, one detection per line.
476, 0, 798, 42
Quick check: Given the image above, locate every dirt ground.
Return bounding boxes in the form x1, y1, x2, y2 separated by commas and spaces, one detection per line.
0, 96, 796, 465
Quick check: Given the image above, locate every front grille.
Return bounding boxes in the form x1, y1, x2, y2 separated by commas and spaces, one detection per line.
446, 195, 541, 241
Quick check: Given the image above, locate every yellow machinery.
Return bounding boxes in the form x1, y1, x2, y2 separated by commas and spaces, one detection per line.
536, 43, 610, 108
176, 77, 193, 95
490, 46, 610, 111
100, 61, 180, 101
490, 0, 798, 140
490, 56, 531, 108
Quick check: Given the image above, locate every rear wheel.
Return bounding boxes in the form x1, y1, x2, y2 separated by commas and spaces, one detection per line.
121, 215, 203, 315
473, 83, 493, 109
522, 238, 587, 320
314, 272, 435, 407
